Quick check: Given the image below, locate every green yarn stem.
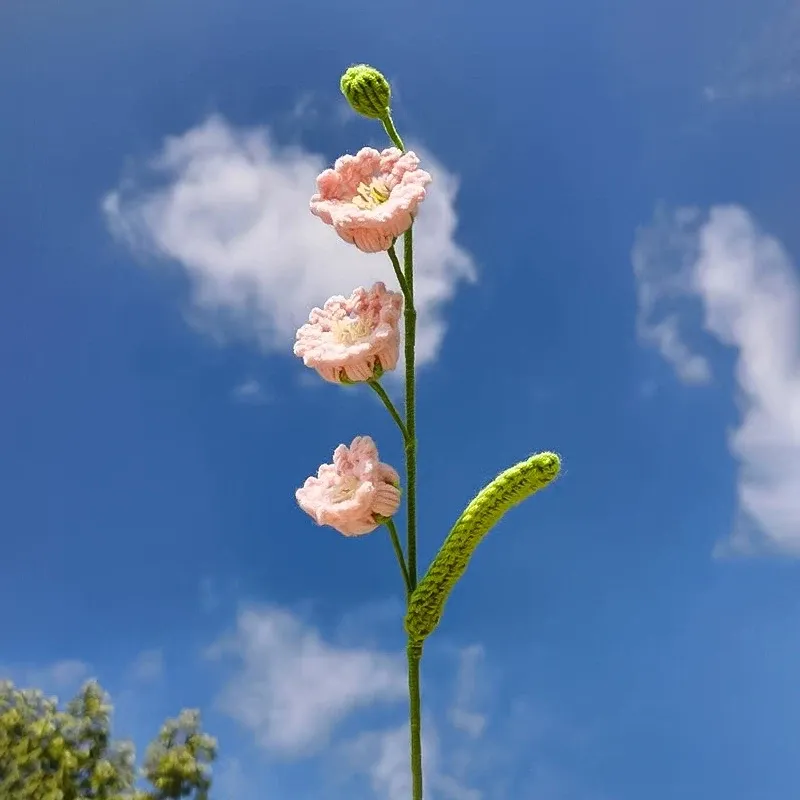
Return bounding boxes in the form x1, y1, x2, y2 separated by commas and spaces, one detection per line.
385, 519, 411, 595
381, 105, 419, 798
403, 226, 417, 589
401, 222, 423, 800
405, 452, 562, 644
387, 243, 411, 305
382, 112, 405, 151
368, 379, 408, 443
407, 641, 423, 800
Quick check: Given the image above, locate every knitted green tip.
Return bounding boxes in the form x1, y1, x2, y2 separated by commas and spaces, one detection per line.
404, 452, 561, 644
340, 64, 392, 120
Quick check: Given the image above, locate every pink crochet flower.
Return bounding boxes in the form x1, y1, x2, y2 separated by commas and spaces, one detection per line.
296, 436, 402, 536
310, 147, 432, 253
293, 282, 404, 383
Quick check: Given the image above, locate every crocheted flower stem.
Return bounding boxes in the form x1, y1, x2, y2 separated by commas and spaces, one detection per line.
401, 222, 423, 800
368, 380, 408, 443
403, 226, 418, 588
385, 518, 411, 595
405, 452, 562, 645
387, 242, 411, 305
382, 113, 405, 152
408, 641, 423, 800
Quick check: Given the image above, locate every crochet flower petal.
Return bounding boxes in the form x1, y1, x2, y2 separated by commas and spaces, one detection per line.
296, 436, 402, 537
293, 282, 404, 384
309, 147, 432, 253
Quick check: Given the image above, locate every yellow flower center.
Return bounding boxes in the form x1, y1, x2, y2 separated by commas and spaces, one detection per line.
332, 316, 373, 346
352, 178, 391, 210
330, 475, 360, 503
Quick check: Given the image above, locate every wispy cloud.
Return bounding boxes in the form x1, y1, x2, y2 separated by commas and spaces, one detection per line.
102, 115, 475, 369
340, 644, 494, 800
634, 205, 800, 555
213, 756, 250, 799
703, 0, 800, 102
448, 645, 487, 739
0, 659, 92, 697
39, 659, 91, 689
632, 206, 711, 385
345, 723, 423, 800
231, 378, 270, 405
129, 649, 164, 683
345, 720, 480, 800
199, 576, 221, 613
204, 605, 582, 797
207, 605, 406, 758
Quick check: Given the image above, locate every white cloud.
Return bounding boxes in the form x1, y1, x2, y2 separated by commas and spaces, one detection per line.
199, 576, 221, 613
342, 644, 490, 799
103, 115, 475, 368
231, 378, 269, 405
41, 659, 91, 688
206, 612, 555, 797
213, 757, 249, 799
129, 649, 163, 683
346, 721, 480, 800
632, 206, 711, 384
27, 660, 90, 691
0, 659, 92, 696
208, 606, 406, 757
347, 724, 418, 800
448, 645, 486, 739
634, 205, 800, 555
703, 1, 800, 102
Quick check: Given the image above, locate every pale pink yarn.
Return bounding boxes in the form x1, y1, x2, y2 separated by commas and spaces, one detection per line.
310, 147, 432, 253
293, 282, 403, 383
296, 436, 402, 536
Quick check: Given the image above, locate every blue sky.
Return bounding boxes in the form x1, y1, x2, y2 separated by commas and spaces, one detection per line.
2, 0, 800, 798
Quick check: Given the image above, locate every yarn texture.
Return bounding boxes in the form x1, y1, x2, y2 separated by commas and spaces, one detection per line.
293, 282, 404, 384
296, 436, 402, 536
297, 61, 565, 800
340, 64, 392, 119
309, 147, 431, 253
404, 452, 561, 643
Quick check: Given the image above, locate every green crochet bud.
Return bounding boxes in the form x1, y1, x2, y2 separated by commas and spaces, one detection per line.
340, 64, 392, 120
404, 452, 561, 644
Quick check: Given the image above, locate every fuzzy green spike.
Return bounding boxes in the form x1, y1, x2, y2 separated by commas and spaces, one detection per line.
404, 452, 561, 644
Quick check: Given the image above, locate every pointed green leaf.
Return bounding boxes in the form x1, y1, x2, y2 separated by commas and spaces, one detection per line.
405, 451, 561, 644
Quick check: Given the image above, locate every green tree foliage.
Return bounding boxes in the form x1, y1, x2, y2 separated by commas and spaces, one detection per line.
0, 680, 216, 800
141, 710, 215, 800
